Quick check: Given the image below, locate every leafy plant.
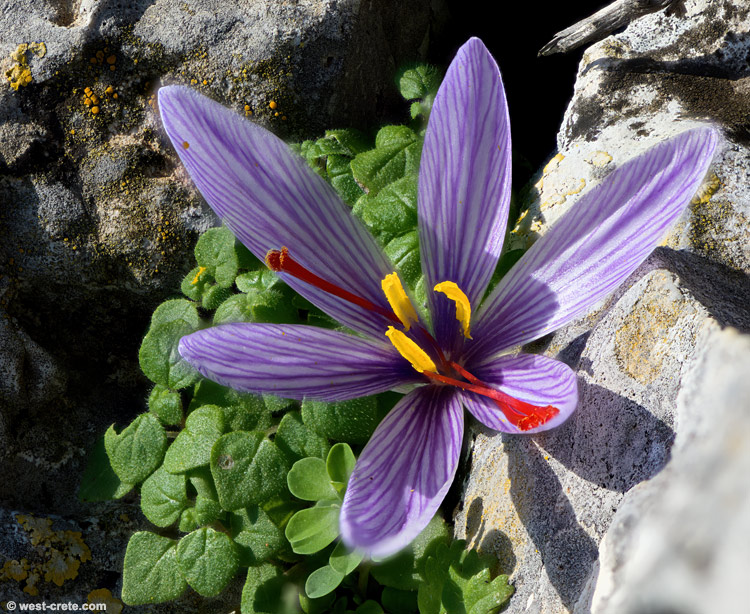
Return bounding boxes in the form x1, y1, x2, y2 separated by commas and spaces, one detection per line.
80, 62, 515, 614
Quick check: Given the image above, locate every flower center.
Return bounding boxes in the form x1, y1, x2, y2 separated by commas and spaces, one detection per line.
266, 247, 559, 431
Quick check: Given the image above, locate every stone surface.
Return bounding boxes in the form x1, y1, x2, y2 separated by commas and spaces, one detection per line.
582, 327, 750, 614
0, 0, 446, 608
456, 1, 750, 613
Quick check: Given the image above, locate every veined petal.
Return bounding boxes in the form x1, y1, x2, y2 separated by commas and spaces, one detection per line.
418, 38, 512, 352
461, 353, 577, 434
178, 323, 417, 401
340, 386, 463, 558
159, 86, 395, 338
469, 126, 719, 359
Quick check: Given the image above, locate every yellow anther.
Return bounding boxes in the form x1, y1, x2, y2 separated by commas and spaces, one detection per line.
385, 327, 436, 373
434, 281, 473, 339
381, 272, 418, 330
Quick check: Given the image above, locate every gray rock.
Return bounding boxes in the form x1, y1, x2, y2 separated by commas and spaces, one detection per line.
0, 0, 447, 608
582, 327, 750, 614
455, 2, 750, 613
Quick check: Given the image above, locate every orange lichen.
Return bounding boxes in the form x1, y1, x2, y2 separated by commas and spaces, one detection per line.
269, 100, 277, 109
5, 42, 45, 90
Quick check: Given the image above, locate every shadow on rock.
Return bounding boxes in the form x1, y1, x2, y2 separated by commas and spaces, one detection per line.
505, 436, 599, 610
539, 379, 675, 493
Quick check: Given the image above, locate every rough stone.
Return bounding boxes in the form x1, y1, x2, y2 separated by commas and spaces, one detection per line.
456, 2, 750, 612
581, 327, 750, 614
0, 0, 447, 609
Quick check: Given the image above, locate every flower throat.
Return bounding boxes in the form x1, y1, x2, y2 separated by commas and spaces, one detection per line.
266, 247, 558, 431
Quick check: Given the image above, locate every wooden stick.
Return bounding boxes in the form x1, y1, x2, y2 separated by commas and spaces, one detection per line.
538, 0, 685, 56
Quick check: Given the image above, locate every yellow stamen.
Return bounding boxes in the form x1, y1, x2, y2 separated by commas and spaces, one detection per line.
434, 281, 473, 339
385, 327, 436, 373
191, 266, 206, 285
381, 272, 418, 330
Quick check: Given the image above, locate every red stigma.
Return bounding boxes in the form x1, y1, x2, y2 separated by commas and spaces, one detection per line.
424, 361, 559, 431
264, 247, 399, 323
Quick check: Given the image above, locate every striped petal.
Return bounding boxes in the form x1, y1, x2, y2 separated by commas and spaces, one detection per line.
418, 38, 512, 353
159, 86, 395, 339
178, 323, 417, 401
468, 126, 719, 360
461, 353, 577, 434
340, 386, 463, 558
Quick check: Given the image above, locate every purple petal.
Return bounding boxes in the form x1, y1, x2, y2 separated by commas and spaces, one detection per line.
469, 126, 719, 359
178, 323, 417, 401
159, 86, 395, 339
418, 38, 512, 352
461, 353, 578, 434
340, 386, 463, 558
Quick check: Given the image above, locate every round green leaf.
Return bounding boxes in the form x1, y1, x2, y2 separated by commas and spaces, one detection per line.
287, 457, 337, 502
150, 298, 200, 329
230, 506, 286, 566
148, 384, 183, 426
276, 411, 330, 465
176, 527, 239, 597
305, 564, 344, 599
121, 532, 187, 605
194, 226, 239, 288
139, 320, 199, 389
140, 466, 188, 527
301, 397, 381, 445
284, 504, 340, 554
329, 541, 363, 575
104, 413, 167, 484
356, 601, 385, 614
163, 405, 225, 473
241, 563, 286, 614
326, 443, 356, 487
211, 432, 288, 510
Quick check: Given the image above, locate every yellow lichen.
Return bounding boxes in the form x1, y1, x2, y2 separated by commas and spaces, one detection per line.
691, 172, 722, 205
87, 589, 124, 614
4, 42, 45, 90
584, 150, 613, 167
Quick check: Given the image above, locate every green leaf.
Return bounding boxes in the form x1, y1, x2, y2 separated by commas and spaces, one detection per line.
275, 411, 330, 465
78, 435, 133, 502
176, 527, 239, 597
148, 384, 183, 426
230, 505, 286, 566
189, 380, 273, 430
417, 541, 513, 614
326, 443, 356, 487
385, 231, 421, 288
104, 413, 167, 484
350, 128, 420, 196
305, 564, 344, 599
195, 226, 240, 288
331, 173, 365, 206
140, 466, 188, 527
139, 320, 199, 389
371, 513, 450, 591
284, 504, 340, 554
214, 289, 298, 325
179, 507, 199, 533
356, 601, 385, 614
299, 591, 336, 614
235, 268, 281, 293
202, 284, 233, 311
302, 397, 382, 445
121, 532, 187, 605
353, 175, 417, 244
398, 65, 441, 100
211, 432, 289, 510
241, 563, 286, 614
163, 405, 226, 473
150, 299, 200, 329
329, 541, 363, 575
287, 457, 337, 502
194, 495, 223, 525
325, 129, 371, 155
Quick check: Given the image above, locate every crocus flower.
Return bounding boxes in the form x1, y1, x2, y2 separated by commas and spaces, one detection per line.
158, 38, 717, 558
